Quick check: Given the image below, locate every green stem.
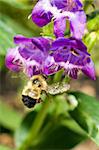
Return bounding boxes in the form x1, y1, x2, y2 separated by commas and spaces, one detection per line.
53, 69, 64, 83
17, 96, 51, 150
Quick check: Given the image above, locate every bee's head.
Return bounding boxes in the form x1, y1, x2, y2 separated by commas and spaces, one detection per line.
22, 95, 36, 108
31, 75, 47, 90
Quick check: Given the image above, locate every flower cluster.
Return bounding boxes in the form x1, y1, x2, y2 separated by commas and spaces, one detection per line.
5, 0, 95, 80
32, 0, 86, 39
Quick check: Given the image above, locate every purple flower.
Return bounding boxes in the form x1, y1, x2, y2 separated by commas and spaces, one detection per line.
5, 47, 24, 72
5, 35, 95, 80
5, 35, 58, 77
51, 37, 95, 80
32, 0, 86, 39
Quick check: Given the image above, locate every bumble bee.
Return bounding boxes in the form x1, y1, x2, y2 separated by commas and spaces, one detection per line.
22, 75, 47, 108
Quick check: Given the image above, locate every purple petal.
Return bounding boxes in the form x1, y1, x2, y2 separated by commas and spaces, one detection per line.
51, 37, 95, 79
69, 68, 78, 79
51, 0, 68, 10
54, 16, 66, 38
14, 35, 49, 52
51, 0, 83, 11
70, 0, 83, 11
59, 62, 79, 79
5, 47, 24, 72
32, 37, 52, 52
69, 37, 87, 52
6, 35, 54, 77
14, 35, 32, 44
82, 59, 96, 80
18, 44, 45, 64
14, 35, 52, 63
51, 37, 88, 53
32, 0, 52, 27
70, 10, 86, 39
76, 0, 83, 8
51, 37, 71, 50
24, 60, 41, 77
42, 56, 59, 75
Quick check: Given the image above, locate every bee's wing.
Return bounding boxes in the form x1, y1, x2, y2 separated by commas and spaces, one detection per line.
47, 82, 70, 95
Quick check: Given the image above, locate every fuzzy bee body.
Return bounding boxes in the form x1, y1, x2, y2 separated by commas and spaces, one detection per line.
22, 95, 37, 108
22, 75, 47, 108
22, 95, 42, 108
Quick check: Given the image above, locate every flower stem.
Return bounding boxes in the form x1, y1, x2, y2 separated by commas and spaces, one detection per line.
53, 69, 64, 83
17, 96, 51, 150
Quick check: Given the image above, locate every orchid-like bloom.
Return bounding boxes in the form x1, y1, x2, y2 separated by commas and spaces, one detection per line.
51, 37, 95, 80
32, 0, 86, 39
5, 35, 95, 80
5, 35, 59, 77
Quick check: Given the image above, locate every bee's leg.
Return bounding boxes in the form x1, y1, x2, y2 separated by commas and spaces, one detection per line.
37, 98, 43, 103
42, 74, 47, 79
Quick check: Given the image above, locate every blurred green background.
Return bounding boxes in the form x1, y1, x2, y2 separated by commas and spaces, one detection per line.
0, 0, 99, 150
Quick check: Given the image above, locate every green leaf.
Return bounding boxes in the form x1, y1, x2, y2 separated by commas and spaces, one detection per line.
68, 91, 99, 146
15, 101, 86, 150
34, 124, 86, 150
83, 0, 94, 11
0, 145, 12, 150
0, 14, 33, 56
42, 22, 55, 38
83, 11, 99, 51
0, 55, 5, 69
0, 100, 22, 131
0, 0, 32, 9
15, 111, 37, 147
84, 32, 97, 52
87, 11, 99, 32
